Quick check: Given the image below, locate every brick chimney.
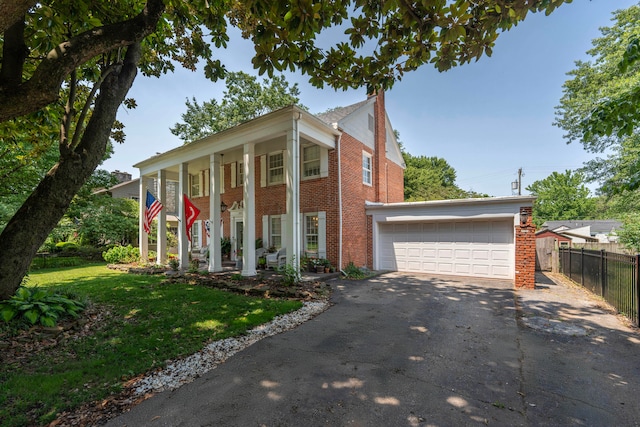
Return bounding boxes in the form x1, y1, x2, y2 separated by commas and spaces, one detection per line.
372, 91, 387, 203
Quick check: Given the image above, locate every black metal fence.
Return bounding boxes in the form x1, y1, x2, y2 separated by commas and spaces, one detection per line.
559, 247, 640, 326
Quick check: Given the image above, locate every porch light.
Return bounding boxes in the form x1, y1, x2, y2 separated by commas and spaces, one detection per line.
220, 201, 228, 213
520, 211, 529, 225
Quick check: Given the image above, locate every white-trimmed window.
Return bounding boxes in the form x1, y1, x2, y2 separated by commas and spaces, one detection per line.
268, 152, 284, 184
362, 152, 372, 185
304, 214, 319, 254
270, 216, 282, 249
190, 173, 201, 197
303, 145, 321, 178
192, 220, 201, 249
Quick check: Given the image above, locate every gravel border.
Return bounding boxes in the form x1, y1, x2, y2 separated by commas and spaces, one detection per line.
131, 300, 330, 395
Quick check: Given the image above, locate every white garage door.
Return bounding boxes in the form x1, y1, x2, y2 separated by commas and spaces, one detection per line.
377, 220, 514, 279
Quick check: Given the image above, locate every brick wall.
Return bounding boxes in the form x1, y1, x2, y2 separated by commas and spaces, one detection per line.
515, 206, 536, 289
339, 133, 377, 268
184, 92, 404, 271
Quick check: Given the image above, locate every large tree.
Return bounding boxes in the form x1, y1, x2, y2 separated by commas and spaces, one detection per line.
403, 152, 481, 201
171, 72, 305, 143
526, 170, 596, 227
554, 4, 640, 195
0, 0, 571, 299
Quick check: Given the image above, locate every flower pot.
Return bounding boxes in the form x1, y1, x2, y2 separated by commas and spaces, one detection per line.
324, 267, 330, 273
316, 265, 324, 274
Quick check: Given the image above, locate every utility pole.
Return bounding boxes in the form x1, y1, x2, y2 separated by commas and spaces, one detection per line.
511, 168, 523, 195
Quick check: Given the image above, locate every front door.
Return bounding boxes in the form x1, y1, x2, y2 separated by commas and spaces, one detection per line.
233, 219, 244, 260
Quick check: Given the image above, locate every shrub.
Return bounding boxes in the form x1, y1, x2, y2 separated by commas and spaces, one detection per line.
55, 241, 79, 253
188, 259, 200, 273
168, 258, 180, 271
343, 261, 367, 279
102, 244, 140, 264
0, 285, 85, 328
278, 256, 301, 286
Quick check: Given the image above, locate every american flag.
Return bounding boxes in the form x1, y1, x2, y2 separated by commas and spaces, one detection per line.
143, 190, 163, 234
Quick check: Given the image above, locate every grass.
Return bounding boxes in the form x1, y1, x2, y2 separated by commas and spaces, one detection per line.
0, 263, 302, 426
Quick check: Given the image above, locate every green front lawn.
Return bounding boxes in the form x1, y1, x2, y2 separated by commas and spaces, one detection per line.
0, 264, 302, 426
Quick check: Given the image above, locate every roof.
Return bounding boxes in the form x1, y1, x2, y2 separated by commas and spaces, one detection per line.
535, 229, 572, 240
93, 178, 139, 195
316, 99, 370, 125
541, 220, 622, 235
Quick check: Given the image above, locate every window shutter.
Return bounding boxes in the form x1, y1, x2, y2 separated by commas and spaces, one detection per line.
231, 162, 237, 188
262, 215, 269, 248
318, 211, 326, 258
220, 165, 225, 194
260, 155, 267, 187
320, 148, 329, 178
204, 169, 210, 196
280, 214, 287, 251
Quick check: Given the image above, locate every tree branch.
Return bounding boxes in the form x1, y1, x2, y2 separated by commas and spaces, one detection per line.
0, 0, 165, 123
0, 0, 37, 34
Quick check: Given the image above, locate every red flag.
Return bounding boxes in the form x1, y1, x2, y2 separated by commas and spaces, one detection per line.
183, 194, 201, 242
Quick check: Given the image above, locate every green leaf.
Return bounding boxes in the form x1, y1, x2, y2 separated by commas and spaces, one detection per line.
1, 306, 17, 322
24, 309, 40, 325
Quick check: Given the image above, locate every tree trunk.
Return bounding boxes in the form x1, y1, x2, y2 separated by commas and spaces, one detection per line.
0, 44, 141, 300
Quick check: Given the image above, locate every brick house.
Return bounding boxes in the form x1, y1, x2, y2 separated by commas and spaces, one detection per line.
135, 91, 404, 275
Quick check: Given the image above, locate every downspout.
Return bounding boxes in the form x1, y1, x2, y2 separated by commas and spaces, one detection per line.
336, 132, 343, 272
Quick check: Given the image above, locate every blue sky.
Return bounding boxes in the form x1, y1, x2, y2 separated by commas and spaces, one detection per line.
103, 0, 638, 197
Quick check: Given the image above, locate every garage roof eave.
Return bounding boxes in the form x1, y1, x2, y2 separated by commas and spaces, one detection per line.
365, 196, 536, 211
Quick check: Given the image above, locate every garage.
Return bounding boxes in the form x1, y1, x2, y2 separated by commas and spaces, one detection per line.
367, 196, 536, 285
378, 220, 514, 279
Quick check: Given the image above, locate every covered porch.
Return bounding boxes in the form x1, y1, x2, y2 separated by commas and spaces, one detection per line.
135, 105, 340, 276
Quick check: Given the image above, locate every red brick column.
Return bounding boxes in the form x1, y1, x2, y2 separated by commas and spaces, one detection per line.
515, 206, 535, 289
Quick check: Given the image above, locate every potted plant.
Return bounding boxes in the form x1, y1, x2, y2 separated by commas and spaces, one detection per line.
323, 259, 331, 273
258, 256, 266, 269
315, 258, 325, 274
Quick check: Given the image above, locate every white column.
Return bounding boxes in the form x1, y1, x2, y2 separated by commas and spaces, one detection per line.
242, 143, 256, 276
209, 153, 223, 272
285, 116, 301, 270
157, 169, 167, 265
178, 163, 189, 269
138, 175, 149, 260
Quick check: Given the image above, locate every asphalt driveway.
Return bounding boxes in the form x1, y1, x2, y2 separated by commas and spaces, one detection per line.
106, 272, 640, 426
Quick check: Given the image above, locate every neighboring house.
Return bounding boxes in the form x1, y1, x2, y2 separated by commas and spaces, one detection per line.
539, 220, 621, 243
535, 229, 572, 247
95, 173, 180, 234
135, 92, 405, 275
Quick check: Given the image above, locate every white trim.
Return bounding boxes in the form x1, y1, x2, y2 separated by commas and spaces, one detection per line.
362, 151, 373, 186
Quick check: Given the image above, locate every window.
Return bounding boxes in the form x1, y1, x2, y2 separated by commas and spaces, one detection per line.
362, 152, 372, 185
368, 113, 374, 132
270, 216, 282, 249
190, 173, 201, 197
192, 220, 201, 249
303, 145, 321, 178
237, 161, 244, 186
305, 214, 319, 254
268, 152, 284, 184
